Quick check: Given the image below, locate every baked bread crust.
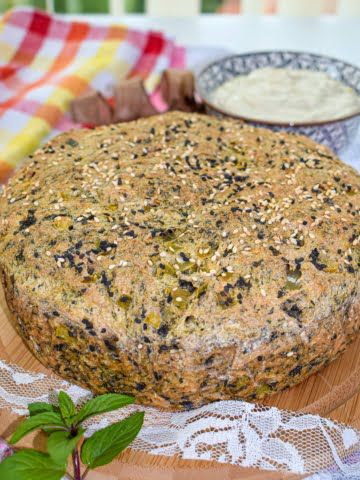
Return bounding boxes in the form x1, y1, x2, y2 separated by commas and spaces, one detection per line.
0, 112, 359, 410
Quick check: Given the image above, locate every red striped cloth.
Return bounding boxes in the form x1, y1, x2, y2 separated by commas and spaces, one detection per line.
0, 7, 185, 183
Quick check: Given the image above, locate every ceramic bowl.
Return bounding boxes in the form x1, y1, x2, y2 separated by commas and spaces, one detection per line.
196, 51, 360, 153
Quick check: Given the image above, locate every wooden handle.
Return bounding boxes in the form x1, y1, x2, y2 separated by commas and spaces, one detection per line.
302, 363, 360, 416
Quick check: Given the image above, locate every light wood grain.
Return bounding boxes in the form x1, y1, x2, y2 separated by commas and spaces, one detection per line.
0, 285, 359, 479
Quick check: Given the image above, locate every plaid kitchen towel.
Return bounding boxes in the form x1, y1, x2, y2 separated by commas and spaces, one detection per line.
0, 7, 185, 183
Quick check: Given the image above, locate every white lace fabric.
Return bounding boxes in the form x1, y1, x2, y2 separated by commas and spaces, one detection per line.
0, 359, 360, 478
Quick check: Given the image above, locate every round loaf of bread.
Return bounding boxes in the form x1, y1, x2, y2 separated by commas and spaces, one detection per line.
0, 112, 359, 410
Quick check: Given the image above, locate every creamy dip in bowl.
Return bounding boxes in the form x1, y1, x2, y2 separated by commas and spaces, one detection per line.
210, 67, 360, 124
196, 51, 360, 153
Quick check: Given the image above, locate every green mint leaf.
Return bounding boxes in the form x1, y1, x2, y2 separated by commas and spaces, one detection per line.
80, 411, 144, 468
28, 403, 56, 417
74, 393, 134, 425
0, 449, 65, 480
9, 412, 65, 444
57, 391, 75, 425
41, 427, 65, 436
47, 428, 84, 466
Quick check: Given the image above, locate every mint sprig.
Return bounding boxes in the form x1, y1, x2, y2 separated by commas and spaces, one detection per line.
73, 392, 134, 424
27, 403, 57, 417
0, 449, 65, 480
10, 412, 65, 444
57, 391, 76, 426
81, 411, 144, 468
47, 428, 85, 466
0, 391, 143, 480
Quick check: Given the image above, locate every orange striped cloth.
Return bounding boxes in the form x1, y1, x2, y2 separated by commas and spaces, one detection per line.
0, 7, 185, 183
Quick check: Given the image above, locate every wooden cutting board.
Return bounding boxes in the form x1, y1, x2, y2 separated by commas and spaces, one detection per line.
0, 284, 359, 480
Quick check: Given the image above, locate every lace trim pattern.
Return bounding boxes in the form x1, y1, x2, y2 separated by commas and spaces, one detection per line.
0, 359, 359, 477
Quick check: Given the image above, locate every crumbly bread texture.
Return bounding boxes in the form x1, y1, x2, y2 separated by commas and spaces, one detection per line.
0, 112, 359, 410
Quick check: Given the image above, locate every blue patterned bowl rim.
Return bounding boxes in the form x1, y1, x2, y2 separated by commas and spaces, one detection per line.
196, 50, 360, 128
